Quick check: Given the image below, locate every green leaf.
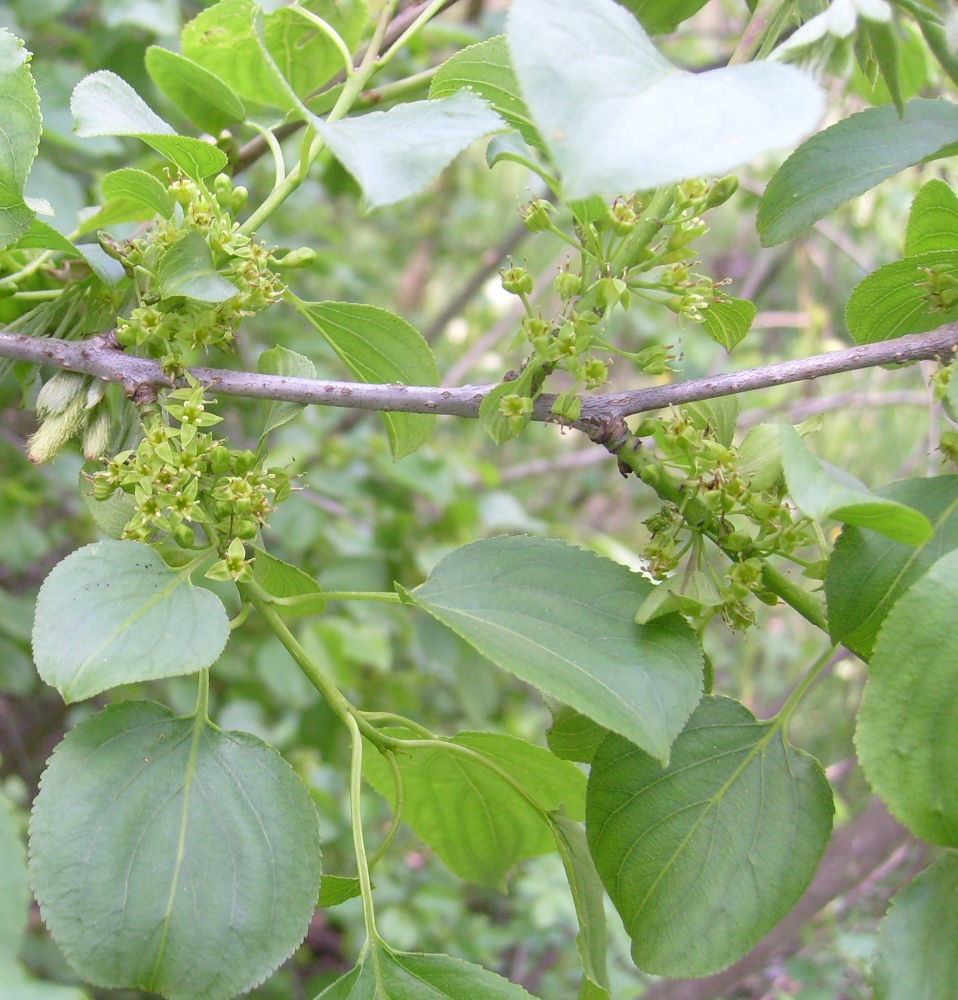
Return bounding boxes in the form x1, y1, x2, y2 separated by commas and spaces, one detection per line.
10, 219, 81, 256
617, 0, 710, 34
861, 13, 904, 115
257, 344, 317, 435
506, 0, 823, 200
0, 790, 28, 964
145, 46, 246, 135
0, 963, 89, 1000
0, 29, 42, 252
873, 854, 958, 1000
140, 136, 228, 181
295, 301, 439, 460
779, 420, 933, 545
429, 35, 543, 150
485, 131, 556, 187
409, 536, 704, 762
29, 701, 322, 1000
546, 704, 610, 764
318, 874, 362, 908
857, 548, 958, 845
586, 696, 834, 977
700, 294, 755, 352
826, 475, 958, 659
478, 369, 537, 444
101, 167, 174, 218
157, 231, 239, 303
364, 730, 586, 887
315, 942, 535, 999
253, 547, 326, 616
79, 469, 137, 539
315, 91, 504, 209
758, 99, 958, 246
904, 178, 958, 255
550, 813, 610, 999
32, 540, 230, 702
845, 249, 958, 344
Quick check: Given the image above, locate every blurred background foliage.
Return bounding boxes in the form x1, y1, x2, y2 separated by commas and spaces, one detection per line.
0, 0, 945, 996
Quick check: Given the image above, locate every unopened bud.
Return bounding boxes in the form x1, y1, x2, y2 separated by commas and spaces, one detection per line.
273, 247, 317, 269
81, 403, 112, 460
36, 371, 87, 418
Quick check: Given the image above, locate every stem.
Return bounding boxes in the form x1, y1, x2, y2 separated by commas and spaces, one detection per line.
271, 590, 403, 606
345, 712, 379, 942
610, 187, 674, 272
729, 0, 788, 65
288, 4, 355, 77
194, 668, 210, 722
380, 0, 448, 64
772, 642, 838, 728
361, 712, 436, 738
367, 751, 404, 870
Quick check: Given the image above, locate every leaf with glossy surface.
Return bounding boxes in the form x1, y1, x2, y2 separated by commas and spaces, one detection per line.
315, 91, 505, 209
32, 541, 230, 702
145, 46, 246, 134
364, 730, 585, 887
873, 854, 958, 999
904, 178, 958, 255
758, 99, 958, 246
253, 547, 326, 617
0, 29, 41, 251
780, 420, 933, 544
507, 0, 823, 200
257, 344, 317, 434
845, 249, 958, 344
430, 35, 542, 150
857, 548, 958, 844
826, 475, 958, 659
586, 696, 833, 977
409, 536, 704, 762
157, 231, 239, 303
30, 701, 322, 1000
101, 168, 173, 218
296, 301, 439, 460
701, 294, 756, 352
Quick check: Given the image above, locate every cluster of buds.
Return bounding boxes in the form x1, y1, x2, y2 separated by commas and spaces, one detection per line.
919, 266, 958, 313
89, 378, 292, 557
27, 370, 112, 464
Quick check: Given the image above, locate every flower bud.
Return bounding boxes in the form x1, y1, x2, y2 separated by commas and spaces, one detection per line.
520, 198, 554, 233
274, 247, 318, 269
553, 271, 582, 300
501, 266, 533, 296
705, 175, 738, 209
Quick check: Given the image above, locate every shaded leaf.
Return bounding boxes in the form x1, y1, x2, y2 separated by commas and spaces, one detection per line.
32, 541, 230, 702
11, 219, 80, 256
700, 294, 755, 352
587, 696, 833, 977
79, 469, 137, 540
408, 536, 703, 762
157, 231, 239, 303
295, 300, 439, 460
779, 420, 932, 544
0, 790, 28, 964
101, 167, 174, 218
857, 548, 958, 845
318, 875, 362, 908
758, 99, 958, 246
253, 547, 326, 617
485, 131, 556, 187
507, 0, 823, 200
145, 46, 246, 135
546, 704, 610, 764
30, 701, 322, 1000
257, 344, 317, 435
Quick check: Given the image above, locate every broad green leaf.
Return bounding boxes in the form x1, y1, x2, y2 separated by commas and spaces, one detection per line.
779, 420, 933, 545
587, 696, 833, 977
157, 231, 239, 303
315, 942, 535, 999
253, 547, 326, 617
257, 344, 317, 434
826, 475, 958, 659
315, 91, 505, 209
145, 46, 246, 135
0, 29, 41, 251
873, 854, 958, 1000
295, 301, 439, 460
507, 0, 823, 200
408, 536, 704, 762
429, 35, 543, 150
79, 470, 137, 540
364, 730, 586, 887
76, 243, 127, 286
904, 178, 958, 255
546, 704, 610, 764
845, 249, 958, 344
29, 701, 322, 1000
758, 99, 958, 246
700, 294, 755, 352
140, 136, 228, 181
550, 813, 610, 999
32, 540, 230, 702
318, 875, 362, 908
11, 219, 81, 256
101, 167, 174, 218
857, 548, 958, 845
71, 70, 174, 137
738, 422, 784, 492
617, 0, 710, 34
0, 964, 88, 1000
0, 790, 28, 963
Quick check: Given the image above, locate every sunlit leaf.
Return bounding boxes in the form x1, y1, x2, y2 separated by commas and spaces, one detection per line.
145, 46, 246, 135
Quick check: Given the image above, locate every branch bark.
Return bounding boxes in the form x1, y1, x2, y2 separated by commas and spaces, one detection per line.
2, 325, 956, 432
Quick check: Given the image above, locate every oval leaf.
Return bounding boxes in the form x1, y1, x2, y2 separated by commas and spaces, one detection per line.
507, 0, 823, 200
71, 70, 175, 137
904, 178, 958, 256
29, 701, 322, 1000
32, 541, 230, 702
157, 231, 239, 303
780, 419, 933, 544
252, 547, 326, 617
295, 300, 439, 460
586, 696, 833, 977
408, 536, 704, 762
101, 167, 173, 218
0, 29, 41, 251
145, 46, 246, 135
857, 548, 958, 845
758, 99, 958, 246
140, 136, 228, 182
700, 294, 756, 352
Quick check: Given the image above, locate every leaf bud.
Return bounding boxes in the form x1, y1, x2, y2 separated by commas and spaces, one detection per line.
274, 247, 317, 269
500, 265, 534, 296
81, 404, 112, 460
36, 371, 87, 418
705, 175, 738, 209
